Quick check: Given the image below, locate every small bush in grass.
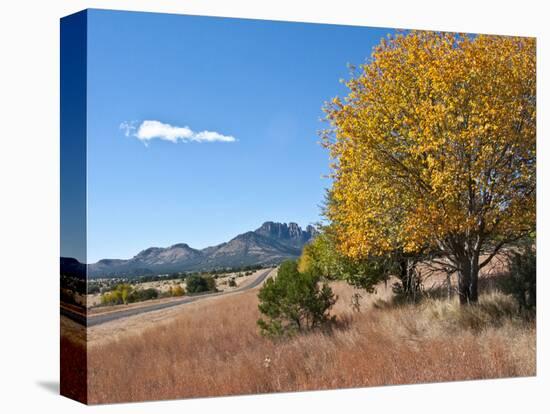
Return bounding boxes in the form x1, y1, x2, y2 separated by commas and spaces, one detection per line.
186, 274, 217, 294
129, 288, 159, 302
101, 284, 133, 305
228, 278, 237, 287
257, 260, 337, 337
171, 285, 185, 297
499, 246, 536, 311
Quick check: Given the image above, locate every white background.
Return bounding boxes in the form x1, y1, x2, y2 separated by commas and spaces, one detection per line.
0, 0, 548, 412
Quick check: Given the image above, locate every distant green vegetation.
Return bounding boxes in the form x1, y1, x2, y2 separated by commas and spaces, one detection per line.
130, 288, 159, 302
61, 274, 86, 295
137, 274, 185, 283
166, 284, 185, 297
100, 283, 186, 306
186, 274, 217, 294
94, 265, 264, 306
101, 284, 133, 305
88, 264, 269, 294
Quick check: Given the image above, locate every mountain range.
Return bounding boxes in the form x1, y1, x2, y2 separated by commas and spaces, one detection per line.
62, 222, 317, 278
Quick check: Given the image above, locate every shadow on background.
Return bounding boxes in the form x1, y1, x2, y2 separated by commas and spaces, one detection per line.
37, 381, 59, 395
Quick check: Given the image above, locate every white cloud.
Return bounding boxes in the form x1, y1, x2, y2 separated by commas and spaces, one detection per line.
120, 120, 236, 144
119, 121, 136, 137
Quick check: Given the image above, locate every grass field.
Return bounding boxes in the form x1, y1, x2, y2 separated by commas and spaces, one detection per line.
75, 277, 535, 404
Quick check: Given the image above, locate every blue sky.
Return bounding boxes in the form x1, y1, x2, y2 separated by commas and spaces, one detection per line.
84, 9, 393, 262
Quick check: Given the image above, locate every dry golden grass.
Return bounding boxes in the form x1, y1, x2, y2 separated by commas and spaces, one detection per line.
83, 280, 535, 404
61, 333, 87, 403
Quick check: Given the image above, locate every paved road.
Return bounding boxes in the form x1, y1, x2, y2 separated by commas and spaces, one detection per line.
61, 268, 274, 327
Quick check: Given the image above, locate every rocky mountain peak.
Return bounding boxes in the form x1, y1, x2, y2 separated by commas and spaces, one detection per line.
170, 243, 192, 249
85, 221, 317, 277
255, 221, 312, 239
255, 221, 284, 236
288, 222, 301, 238
135, 247, 162, 259
306, 225, 318, 236
254, 221, 316, 248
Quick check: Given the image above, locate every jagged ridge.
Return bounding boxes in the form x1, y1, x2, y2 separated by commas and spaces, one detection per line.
81, 222, 316, 277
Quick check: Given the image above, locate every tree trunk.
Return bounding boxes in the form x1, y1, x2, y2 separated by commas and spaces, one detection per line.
456, 253, 479, 305
399, 260, 411, 293
398, 258, 420, 302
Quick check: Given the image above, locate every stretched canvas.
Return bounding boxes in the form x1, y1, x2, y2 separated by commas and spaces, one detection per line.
60, 9, 536, 404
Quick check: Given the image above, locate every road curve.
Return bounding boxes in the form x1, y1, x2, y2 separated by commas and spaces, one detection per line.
61, 268, 274, 327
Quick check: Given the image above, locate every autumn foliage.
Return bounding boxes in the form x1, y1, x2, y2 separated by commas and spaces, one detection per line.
323, 32, 536, 304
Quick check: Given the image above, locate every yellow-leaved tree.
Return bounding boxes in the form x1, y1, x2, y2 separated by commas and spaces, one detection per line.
323, 32, 535, 305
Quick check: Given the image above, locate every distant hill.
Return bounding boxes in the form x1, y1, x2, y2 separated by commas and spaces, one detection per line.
63, 222, 317, 278
60, 257, 86, 279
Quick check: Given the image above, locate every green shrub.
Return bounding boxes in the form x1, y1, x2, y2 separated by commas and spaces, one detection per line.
128, 288, 158, 302
186, 274, 217, 294
500, 247, 536, 311
101, 284, 161, 305
257, 260, 336, 337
